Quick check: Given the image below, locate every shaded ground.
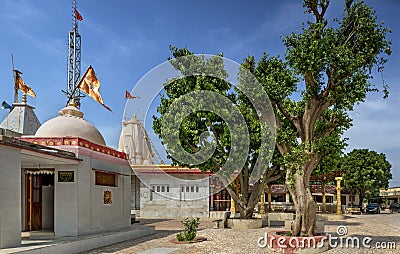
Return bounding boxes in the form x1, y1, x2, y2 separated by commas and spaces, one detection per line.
84, 211, 400, 254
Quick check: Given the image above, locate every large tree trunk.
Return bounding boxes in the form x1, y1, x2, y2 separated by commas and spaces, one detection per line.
359, 188, 366, 208
231, 179, 265, 219
228, 185, 261, 219
288, 171, 316, 236
226, 166, 282, 219
239, 206, 256, 218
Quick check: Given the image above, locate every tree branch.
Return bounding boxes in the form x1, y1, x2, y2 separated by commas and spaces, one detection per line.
304, 0, 330, 23
206, 118, 229, 159
276, 100, 302, 135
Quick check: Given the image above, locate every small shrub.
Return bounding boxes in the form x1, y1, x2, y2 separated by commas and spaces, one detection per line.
177, 217, 200, 242
176, 232, 185, 241
184, 230, 196, 242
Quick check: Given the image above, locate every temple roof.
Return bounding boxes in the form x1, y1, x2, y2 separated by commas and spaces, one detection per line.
35, 106, 106, 146
0, 103, 40, 135
0, 135, 79, 161
19, 136, 128, 160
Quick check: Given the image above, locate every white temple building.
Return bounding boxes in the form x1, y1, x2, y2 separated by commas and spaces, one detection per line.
118, 116, 211, 218
0, 105, 133, 248
118, 115, 154, 165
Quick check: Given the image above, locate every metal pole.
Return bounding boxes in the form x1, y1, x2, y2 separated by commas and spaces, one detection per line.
72, 0, 77, 101
66, 65, 89, 106
12, 54, 18, 104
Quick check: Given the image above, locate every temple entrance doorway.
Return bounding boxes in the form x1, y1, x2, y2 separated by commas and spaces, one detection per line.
24, 171, 54, 231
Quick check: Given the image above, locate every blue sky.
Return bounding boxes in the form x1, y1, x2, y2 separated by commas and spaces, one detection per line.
0, 0, 399, 187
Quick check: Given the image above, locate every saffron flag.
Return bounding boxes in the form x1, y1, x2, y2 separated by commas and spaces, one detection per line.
15, 75, 36, 98
125, 90, 140, 99
78, 66, 112, 112
75, 8, 83, 21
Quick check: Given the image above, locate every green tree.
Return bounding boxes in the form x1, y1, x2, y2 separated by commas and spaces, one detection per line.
153, 46, 282, 218
340, 149, 392, 206
245, 0, 391, 236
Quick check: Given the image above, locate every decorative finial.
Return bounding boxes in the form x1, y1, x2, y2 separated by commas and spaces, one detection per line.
69, 99, 77, 107
22, 93, 27, 104
59, 105, 84, 118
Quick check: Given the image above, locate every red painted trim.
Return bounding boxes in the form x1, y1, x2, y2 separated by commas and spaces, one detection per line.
0, 137, 80, 161
19, 137, 128, 160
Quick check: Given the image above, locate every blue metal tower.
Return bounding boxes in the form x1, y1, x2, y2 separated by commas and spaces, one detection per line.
64, 0, 84, 107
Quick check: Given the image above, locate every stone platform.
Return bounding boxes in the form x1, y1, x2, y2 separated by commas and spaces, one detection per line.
0, 225, 155, 254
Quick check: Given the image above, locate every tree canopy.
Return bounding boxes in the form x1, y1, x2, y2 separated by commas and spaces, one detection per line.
245, 0, 391, 236
340, 149, 392, 205
152, 0, 391, 236
153, 46, 281, 218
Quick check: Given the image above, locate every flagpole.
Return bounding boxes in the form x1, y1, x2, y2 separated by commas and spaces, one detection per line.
66, 65, 90, 106
12, 55, 18, 104
74, 0, 77, 30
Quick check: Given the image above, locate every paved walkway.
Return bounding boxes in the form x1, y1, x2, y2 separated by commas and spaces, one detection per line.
84, 211, 400, 254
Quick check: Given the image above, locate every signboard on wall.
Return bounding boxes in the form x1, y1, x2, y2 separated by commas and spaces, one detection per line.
58, 171, 74, 182
104, 190, 112, 205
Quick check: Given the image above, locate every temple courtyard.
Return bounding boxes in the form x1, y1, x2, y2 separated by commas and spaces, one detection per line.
84, 212, 400, 254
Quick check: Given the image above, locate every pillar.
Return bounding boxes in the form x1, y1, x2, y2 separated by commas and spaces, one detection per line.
285, 193, 290, 204
335, 177, 343, 215
230, 197, 236, 213
267, 184, 272, 212
260, 191, 265, 215
210, 193, 214, 211
322, 183, 326, 213
230, 179, 239, 213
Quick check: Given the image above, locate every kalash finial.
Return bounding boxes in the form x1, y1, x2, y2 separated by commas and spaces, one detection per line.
69, 98, 77, 107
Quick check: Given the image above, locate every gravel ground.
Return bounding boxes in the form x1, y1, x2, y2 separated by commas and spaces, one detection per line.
84, 211, 400, 254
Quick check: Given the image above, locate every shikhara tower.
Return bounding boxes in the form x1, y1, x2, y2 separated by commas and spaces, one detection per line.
65, 0, 84, 107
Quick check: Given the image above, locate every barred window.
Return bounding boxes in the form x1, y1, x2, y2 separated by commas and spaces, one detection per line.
150, 184, 170, 200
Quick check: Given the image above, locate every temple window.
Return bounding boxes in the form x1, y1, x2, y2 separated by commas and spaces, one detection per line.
95, 171, 117, 187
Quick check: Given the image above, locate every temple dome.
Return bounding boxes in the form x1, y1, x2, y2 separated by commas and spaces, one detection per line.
35, 106, 106, 146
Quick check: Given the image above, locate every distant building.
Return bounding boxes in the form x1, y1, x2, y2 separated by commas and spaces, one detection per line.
132, 165, 211, 218
118, 115, 154, 214
380, 187, 400, 205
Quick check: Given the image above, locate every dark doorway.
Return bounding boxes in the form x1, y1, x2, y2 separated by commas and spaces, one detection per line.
25, 173, 54, 231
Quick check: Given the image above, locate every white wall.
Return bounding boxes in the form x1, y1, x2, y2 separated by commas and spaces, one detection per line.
76, 156, 131, 235
53, 155, 131, 236
139, 174, 210, 218
0, 145, 21, 248
42, 186, 54, 229
54, 165, 79, 236
76, 156, 91, 235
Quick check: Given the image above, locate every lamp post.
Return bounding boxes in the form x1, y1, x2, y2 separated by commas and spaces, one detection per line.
259, 177, 266, 215
335, 177, 343, 215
